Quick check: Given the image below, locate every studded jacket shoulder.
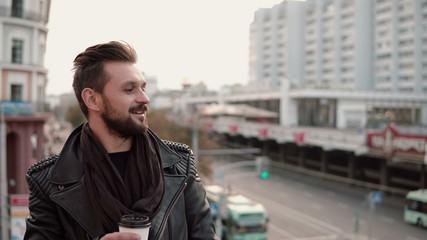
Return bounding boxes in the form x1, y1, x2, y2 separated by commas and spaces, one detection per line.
26, 140, 198, 179
161, 140, 200, 181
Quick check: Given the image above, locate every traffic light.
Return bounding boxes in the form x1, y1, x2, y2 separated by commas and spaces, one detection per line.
255, 156, 270, 179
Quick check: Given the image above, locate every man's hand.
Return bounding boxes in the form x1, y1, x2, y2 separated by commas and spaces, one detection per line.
100, 232, 141, 240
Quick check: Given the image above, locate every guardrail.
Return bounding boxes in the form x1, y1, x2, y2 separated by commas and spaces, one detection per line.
270, 160, 409, 197
205, 117, 368, 154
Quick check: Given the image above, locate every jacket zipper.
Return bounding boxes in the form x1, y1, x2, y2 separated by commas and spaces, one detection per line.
153, 181, 188, 240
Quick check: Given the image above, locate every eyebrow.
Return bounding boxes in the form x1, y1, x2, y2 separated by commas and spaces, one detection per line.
120, 80, 146, 88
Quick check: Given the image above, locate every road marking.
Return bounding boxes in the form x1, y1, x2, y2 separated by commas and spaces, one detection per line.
405, 236, 420, 240
280, 192, 289, 198
235, 187, 344, 235
269, 223, 299, 239
337, 202, 349, 209
303, 191, 313, 197
379, 216, 395, 224
311, 202, 324, 211
325, 191, 336, 197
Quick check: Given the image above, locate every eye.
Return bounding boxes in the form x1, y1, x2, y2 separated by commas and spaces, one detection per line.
125, 88, 134, 93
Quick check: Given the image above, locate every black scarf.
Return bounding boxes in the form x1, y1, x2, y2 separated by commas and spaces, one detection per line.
80, 123, 165, 232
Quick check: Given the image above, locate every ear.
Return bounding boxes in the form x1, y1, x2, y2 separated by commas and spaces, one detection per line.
81, 88, 101, 112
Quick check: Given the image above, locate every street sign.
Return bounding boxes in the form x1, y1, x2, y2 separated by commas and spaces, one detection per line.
10, 195, 29, 206
209, 203, 218, 217
10, 194, 29, 240
371, 191, 382, 204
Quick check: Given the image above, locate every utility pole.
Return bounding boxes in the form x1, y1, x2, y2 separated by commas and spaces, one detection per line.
1, 104, 9, 240
366, 191, 382, 240
191, 110, 199, 168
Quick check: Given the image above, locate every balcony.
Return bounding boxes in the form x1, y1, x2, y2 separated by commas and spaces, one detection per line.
0, 6, 47, 22
0, 101, 33, 115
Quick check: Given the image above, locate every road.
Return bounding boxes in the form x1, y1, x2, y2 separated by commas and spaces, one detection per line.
206, 157, 426, 240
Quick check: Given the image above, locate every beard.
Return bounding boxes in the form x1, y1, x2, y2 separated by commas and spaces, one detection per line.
101, 96, 148, 138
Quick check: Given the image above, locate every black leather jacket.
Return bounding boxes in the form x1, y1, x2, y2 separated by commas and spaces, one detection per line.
24, 126, 217, 240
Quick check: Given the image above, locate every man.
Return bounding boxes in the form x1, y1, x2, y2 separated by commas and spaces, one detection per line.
25, 41, 217, 240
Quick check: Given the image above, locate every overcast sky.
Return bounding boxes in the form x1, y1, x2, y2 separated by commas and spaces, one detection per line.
44, 0, 285, 95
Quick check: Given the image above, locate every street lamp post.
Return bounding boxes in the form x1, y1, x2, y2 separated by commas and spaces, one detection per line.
191, 110, 199, 168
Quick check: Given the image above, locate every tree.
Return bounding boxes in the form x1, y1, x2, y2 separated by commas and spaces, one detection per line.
66, 104, 85, 127
147, 110, 219, 178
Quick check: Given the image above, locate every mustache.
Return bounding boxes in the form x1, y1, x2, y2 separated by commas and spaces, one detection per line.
129, 104, 148, 112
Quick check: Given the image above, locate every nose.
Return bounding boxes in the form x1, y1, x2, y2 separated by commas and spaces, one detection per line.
136, 89, 150, 104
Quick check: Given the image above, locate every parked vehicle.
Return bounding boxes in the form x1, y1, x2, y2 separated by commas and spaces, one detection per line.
205, 185, 269, 240
404, 189, 427, 228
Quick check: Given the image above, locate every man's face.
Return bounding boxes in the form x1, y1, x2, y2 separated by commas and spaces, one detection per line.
99, 61, 150, 138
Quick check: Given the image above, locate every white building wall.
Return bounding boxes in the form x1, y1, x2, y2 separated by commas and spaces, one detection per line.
336, 99, 367, 129
413, 0, 423, 92
4, 25, 33, 64
6, 71, 29, 101
280, 80, 297, 127
286, 0, 305, 87
422, 104, 427, 125
354, 0, 373, 90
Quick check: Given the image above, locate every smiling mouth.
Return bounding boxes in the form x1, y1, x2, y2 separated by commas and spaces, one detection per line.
130, 105, 148, 115
131, 111, 144, 114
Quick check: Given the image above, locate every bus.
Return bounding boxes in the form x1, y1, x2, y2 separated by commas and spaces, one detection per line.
404, 189, 427, 227
205, 185, 269, 240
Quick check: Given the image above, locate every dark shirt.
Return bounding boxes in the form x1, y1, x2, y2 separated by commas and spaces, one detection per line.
109, 151, 130, 180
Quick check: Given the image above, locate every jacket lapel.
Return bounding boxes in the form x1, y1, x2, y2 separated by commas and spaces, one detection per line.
48, 125, 104, 237
50, 180, 104, 238
150, 175, 187, 240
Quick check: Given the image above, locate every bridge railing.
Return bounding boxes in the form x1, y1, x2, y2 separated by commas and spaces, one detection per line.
204, 117, 367, 154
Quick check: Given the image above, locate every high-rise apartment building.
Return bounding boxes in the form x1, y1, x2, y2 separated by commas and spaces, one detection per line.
249, 0, 305, 90
249, 0, 427, 130
304, 0, 374, 90
0, 0, 51, 194
374, 0, 427, 92
250, 0, 427, 93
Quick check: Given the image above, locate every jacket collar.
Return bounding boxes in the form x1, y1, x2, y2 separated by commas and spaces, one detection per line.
49, 124, 183, 184
49, 125, 84, 184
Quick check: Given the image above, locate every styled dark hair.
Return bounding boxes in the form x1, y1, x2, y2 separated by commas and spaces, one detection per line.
72, 41, 137, 117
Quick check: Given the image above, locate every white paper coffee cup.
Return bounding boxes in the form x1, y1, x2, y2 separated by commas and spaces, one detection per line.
119, 214, 151, 240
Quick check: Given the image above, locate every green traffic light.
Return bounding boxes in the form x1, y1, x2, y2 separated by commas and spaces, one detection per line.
260, 170, 269, 179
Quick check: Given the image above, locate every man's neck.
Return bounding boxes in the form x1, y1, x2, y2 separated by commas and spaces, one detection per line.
88, 122, 133, 153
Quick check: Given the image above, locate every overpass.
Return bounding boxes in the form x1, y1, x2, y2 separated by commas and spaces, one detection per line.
178, 88, 427, 192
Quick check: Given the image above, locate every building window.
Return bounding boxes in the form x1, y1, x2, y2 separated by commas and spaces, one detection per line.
12, 39, 24, 64
367, 107, 421, 127
11, 0, 24, 18
11, 84, 23, 101
297, 99, 336, 127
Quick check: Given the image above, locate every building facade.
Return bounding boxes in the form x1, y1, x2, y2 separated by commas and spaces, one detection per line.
249, 0, 305, 90
0, 0, 51, 194
180, 0, 427, 191
250, 0, 427, 93
246, 0, 427, 129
